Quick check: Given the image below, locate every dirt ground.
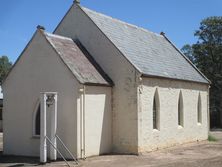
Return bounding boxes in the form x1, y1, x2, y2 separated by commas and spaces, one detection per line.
0, 131, 222, 167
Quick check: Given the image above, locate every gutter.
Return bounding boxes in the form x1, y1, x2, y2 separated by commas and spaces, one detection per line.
83, 85, 86, 159
141, 73, 210, 85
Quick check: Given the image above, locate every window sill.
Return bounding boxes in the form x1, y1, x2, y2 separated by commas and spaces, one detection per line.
178, 125, 183, 129
32, 135, 40, 139
197, 123, 202, 126
152, 129, 160, 133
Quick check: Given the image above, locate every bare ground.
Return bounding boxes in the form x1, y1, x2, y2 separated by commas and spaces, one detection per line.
0, 131, 222, 167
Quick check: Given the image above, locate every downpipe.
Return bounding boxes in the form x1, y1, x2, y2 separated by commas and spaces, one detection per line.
83, 85, 86, 159
79, 85, 86, 159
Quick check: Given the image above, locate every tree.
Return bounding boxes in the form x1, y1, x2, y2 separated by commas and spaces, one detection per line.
181, 16, 222, 128
0, 56, 12, 85
181, 44, 195, 63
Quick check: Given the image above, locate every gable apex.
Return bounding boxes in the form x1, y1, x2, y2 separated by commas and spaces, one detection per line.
1, 30, 39, 87
2, 29, 112, 87
73, 0, 80, 5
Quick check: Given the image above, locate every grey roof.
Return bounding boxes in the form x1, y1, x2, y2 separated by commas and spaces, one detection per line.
44, 32, 112, 86
81, 7, 209, 84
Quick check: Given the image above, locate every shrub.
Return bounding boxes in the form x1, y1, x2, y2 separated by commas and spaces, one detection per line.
208, 134, 218, 142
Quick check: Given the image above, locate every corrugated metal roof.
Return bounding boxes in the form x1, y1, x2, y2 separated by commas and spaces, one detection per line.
44, 32, 112, 86
81, 7, 209, 84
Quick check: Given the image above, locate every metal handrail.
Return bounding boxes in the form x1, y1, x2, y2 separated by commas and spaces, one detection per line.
55, 134, 78, 165
45, 136, 71, 167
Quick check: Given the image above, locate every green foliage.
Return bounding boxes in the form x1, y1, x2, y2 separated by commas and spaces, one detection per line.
0, 55, 12, 85
181, 44, 195, 63
181, 16, 222, 127
208, 134, 218, 142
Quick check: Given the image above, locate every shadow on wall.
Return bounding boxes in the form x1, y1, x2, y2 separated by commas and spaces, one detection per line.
144, 77, 208, 92
99, 94, 111, 155
85, 88, 112, 156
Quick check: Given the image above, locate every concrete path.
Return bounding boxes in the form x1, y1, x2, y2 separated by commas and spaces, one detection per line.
0, 132, 222, 167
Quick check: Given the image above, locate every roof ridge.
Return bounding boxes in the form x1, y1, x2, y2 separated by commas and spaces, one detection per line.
81, 6, 163, 38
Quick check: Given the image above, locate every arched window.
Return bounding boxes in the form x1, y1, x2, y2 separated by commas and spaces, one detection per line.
153, 89, 160, 130
178, 91, 184, 127
33, 103, 41, 136
197, 92, 202, 124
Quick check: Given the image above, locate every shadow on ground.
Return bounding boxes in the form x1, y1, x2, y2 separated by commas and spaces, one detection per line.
0, 131, 222, 167
0, 151, 39, 166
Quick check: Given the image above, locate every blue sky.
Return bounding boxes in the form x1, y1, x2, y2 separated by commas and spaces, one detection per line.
0, 0, 222, 63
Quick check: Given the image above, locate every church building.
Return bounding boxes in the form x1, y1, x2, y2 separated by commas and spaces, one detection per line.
2, 1, 210, 159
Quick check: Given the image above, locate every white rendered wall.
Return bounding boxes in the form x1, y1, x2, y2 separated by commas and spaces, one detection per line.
55, 4, 140, 154
83, 86, 112, 157
3, 31, 80, 158
138, 77, 209, 152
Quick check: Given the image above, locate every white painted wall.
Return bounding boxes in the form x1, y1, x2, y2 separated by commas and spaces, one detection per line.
55, 4, 140, 154
84, 86, 112, 157
3, 30, 112, 159
138, 77, 209, 152
2, 31, 80, 157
